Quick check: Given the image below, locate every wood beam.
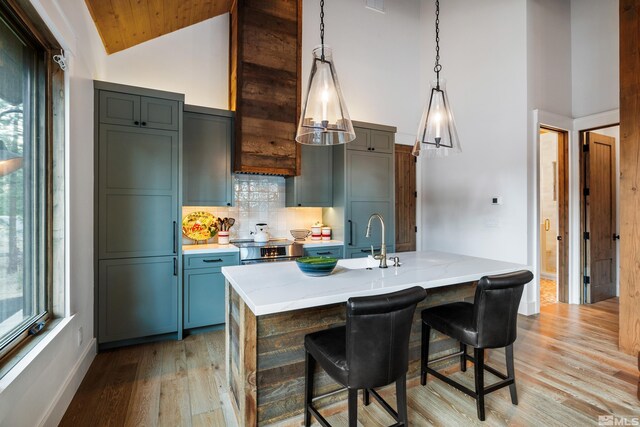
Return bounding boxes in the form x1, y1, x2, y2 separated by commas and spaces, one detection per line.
619, 0, 640, 356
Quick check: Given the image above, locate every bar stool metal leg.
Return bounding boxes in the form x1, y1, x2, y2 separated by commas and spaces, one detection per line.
348, 389, 358, 427
304, 351, 315, 427
506, 344, 518, 405
363, 388, 370, 406
460, 343, 467, 372
474, 347, 486, 421
421, 323, 431, 385
396, 374, 408, 425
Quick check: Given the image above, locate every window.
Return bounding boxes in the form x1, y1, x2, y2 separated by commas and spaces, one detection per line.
0, 3, 52, 359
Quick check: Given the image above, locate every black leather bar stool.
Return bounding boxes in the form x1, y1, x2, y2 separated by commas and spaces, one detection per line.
420, 270, 533, 421
304, 286, 426, 427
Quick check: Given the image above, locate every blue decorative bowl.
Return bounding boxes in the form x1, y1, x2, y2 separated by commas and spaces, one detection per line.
295, 256, 338, 277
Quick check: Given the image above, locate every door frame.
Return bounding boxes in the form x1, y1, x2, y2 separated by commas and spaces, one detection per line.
573, 109, 620, 304
579, 125, 619, 304
538, 126, 570, 304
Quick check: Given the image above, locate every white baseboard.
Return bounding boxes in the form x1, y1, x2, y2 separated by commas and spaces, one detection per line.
540, 272, 557, 280
518, 300, 538, 316
39, 338, 96, 427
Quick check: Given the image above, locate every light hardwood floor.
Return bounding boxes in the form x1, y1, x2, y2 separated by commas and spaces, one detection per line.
61, 299, 639, 426
540, 278, 558, 306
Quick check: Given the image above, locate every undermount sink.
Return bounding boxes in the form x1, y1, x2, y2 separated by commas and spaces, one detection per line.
337, 256, 380, 270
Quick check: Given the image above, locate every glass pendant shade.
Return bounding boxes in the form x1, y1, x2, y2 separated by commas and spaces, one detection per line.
296, 46, 355, 145
412, 79, 461, 158
0, 141, 22, 177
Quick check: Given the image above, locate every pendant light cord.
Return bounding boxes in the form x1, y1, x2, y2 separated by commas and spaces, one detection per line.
320, 0, 326, 61
434, 0, 442, 88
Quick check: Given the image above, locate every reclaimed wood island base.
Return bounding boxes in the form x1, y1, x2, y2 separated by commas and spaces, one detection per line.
222, 251, 528, 425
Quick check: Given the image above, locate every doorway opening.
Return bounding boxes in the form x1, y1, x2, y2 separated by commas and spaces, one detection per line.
539, 127, 569, 306
579, 125, 620, 304
395, 144, 416, 252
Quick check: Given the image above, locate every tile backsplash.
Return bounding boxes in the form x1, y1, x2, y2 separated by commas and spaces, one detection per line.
182, 175, 322, 244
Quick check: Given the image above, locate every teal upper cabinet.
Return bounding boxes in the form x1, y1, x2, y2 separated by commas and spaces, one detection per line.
285, 144, 333, 207
348, 123, 394, 154
182, 106, 234, 207
98, 85, 179, 131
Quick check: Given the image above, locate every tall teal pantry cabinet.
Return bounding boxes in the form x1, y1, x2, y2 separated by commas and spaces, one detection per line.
94, 81, 183, 349
323, 121, 396, 259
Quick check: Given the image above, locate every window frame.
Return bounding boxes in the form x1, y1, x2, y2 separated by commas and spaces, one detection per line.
0, 0, 62, 364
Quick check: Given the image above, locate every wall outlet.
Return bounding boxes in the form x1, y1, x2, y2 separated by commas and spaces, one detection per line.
491, 196, 503, 205
77, 326, 83, 347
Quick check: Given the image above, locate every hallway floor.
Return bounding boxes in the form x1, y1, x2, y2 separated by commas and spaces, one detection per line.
540, 278, 558, 306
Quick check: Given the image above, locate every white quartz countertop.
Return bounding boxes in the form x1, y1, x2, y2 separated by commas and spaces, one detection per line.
221, 250, 529, 316
183, 243, 240, 254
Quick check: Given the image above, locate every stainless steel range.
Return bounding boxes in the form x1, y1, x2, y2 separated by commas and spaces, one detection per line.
233, 239, 304, 264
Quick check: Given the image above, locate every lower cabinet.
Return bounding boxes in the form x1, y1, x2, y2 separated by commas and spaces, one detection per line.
303, 246, 343, 259
183, 252, 239, 330
98, 256, 178, 344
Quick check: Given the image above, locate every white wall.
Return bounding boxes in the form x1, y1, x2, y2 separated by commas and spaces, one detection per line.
418, 0, 529, 267
302, 0, 422, 145
571, 0, 619, 118
103, 16, 229, 109
0, 1, 101, 425
528, 0, 573, 118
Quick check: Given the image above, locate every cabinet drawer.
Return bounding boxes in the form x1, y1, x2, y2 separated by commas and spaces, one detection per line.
303, 246, 343, 259
304, 246, 343, 258
184, 253, 239, 269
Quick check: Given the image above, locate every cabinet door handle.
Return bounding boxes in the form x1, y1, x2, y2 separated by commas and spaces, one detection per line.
362, 248, 381, 253
134, 120, 140, 125
203, 258, 223, 263
173, 221, 177, 254
317, 251, 333, 255
348, 220, 353, 246
173, 258, 177, 276
141, 121, 147, 126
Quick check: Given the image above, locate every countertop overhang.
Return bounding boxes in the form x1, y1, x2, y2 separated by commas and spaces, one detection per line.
221, 250, 530, 316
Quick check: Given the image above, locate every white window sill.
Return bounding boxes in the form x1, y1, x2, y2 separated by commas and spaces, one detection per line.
0, 314, 75, 391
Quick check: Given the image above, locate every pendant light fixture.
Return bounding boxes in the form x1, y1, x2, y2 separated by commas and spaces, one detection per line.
296, 0, 355, 146
412, 0, 461, 158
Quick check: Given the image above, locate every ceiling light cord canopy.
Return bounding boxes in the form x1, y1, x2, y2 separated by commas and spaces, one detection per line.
295, 0, 355, 146
412, 0, 461, 158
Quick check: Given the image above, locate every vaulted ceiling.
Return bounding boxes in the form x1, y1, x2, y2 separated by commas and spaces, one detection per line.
84, 0, 232, 54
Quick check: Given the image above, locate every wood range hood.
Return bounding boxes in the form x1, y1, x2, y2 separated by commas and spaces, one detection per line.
229, 0, 302, 176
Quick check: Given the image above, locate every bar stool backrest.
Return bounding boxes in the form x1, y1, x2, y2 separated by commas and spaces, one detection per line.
345, 286, 426, 389
473, 270, 534, 349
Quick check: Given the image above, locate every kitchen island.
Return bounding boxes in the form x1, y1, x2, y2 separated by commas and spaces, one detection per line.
222, 251, 528, 426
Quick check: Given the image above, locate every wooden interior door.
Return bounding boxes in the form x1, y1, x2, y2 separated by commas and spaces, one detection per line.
395, 145, 416, 252
585, 132, 617, 303
557, 131, 569, 302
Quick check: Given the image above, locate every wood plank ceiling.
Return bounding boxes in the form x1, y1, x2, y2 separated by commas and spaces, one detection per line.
84, 0, 232, 54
